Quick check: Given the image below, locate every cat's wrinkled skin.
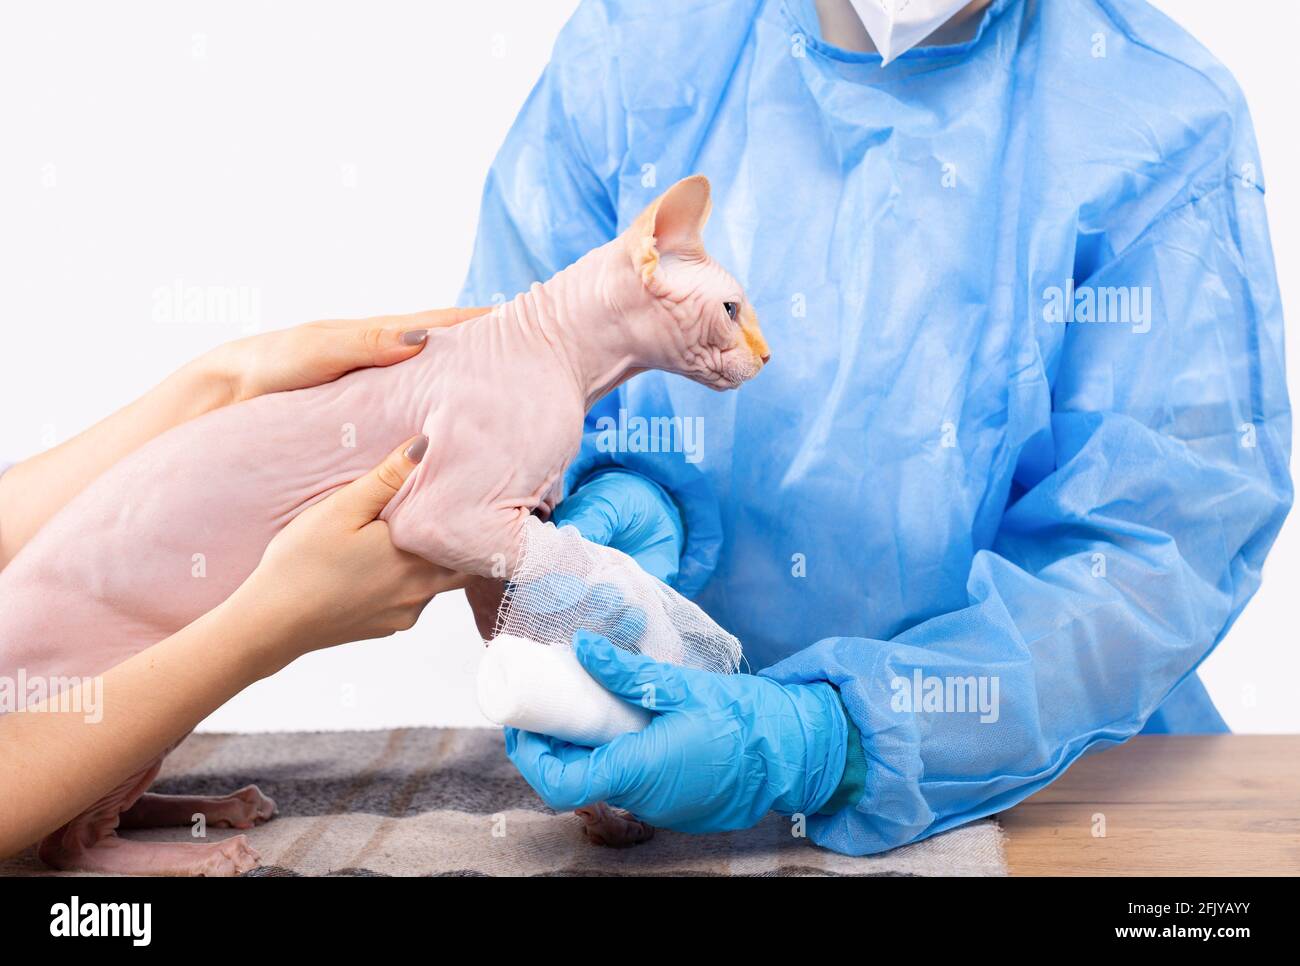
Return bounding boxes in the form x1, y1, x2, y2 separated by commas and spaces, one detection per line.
0, 175, 766, 874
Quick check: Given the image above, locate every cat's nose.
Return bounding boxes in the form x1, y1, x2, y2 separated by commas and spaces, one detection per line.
760, 351, 771, 365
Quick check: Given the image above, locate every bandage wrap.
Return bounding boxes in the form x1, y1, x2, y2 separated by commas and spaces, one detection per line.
476, 518, 742, 745
477, 634, 653, 746
496, 517, 741, 672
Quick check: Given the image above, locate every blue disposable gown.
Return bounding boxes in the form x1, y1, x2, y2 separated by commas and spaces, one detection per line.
459, 0, 1292, 853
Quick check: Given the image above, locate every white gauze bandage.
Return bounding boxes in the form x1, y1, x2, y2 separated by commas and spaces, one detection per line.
477, 634, 653, 746
475, 517, 742, 746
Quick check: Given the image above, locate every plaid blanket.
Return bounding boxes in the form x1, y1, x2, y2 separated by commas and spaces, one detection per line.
1, 728, 1006, 876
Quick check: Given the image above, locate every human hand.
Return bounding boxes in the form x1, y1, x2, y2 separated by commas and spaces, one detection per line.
506, 632, 848, 834
206, 307, 488, 404
552, 470, 684, 586
234, 434, 466, 669
0, 308, 486, 571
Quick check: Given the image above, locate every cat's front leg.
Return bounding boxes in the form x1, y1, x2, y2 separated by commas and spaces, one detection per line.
465, 575, 507, 639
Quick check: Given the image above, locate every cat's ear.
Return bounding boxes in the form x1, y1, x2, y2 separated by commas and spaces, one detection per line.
625, 175, 713, 287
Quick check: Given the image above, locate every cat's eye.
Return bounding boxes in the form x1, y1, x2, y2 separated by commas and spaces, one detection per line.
724, 301, 739, 321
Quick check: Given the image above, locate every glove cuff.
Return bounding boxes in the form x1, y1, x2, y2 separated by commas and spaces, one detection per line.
778, 681, 850, 817
819, 694, 868, 815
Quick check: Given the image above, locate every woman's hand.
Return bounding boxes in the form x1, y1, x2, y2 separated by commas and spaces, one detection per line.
0, 306, 486, 568
232, 434, 467, 672
204, 307, 487, 404
0, 435, 467, 858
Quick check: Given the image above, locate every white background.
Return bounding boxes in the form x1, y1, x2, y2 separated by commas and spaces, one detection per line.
1, 1, 1295, 732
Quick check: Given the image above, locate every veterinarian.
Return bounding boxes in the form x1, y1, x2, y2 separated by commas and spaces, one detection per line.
464, 0, 1292, 852
0, 311, 476, 859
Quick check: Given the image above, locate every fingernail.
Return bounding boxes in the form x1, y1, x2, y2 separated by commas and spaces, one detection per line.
404, 435, 429, 463
402, 329, 429, 346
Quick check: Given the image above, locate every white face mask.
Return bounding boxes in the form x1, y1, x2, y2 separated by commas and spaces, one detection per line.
847, 0, 977, 64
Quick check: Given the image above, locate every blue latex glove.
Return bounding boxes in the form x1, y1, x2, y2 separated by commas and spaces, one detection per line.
506, 632, 848, 833
552, 470, 685, 587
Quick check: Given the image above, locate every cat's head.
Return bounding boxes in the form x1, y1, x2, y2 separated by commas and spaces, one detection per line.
619, 176, 769, 390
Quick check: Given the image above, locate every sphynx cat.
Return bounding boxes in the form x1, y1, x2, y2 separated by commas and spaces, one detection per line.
0, 176, 769, 874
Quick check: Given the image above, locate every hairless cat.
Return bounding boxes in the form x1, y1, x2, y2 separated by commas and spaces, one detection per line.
0, 176, 769, 874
